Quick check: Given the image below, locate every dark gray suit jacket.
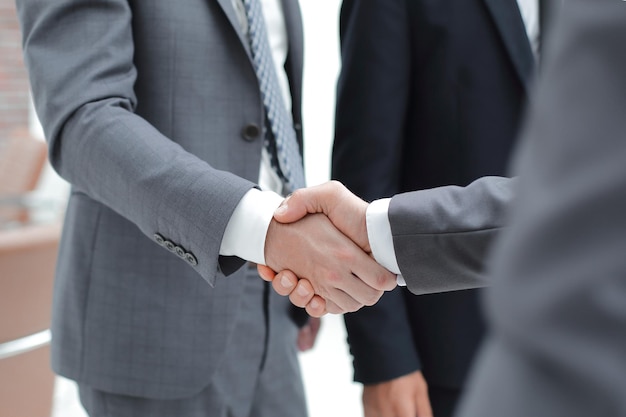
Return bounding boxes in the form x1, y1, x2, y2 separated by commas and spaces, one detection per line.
16, 0, 304, 399
333, 0, 532, 393
390, 1, 626, 414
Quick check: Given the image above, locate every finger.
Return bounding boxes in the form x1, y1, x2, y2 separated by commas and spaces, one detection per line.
321, 260, 386, 308
323, 286, 365, 313
288, 279, 316, 308
309, 316, 322, 336
297, 317, 322, 352
290, 282, 362, 316
324, 299, 344, 315
273, 193, 309, 224
349, 253, 398, 294
414, 374, 433, 417
271, 270, 299, 297
305, 295, 327, 317
257, 264, 277, 282
274, 181, 344, 224
297, 324, 314, 352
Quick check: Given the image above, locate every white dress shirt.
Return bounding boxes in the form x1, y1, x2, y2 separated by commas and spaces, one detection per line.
517, 0, 540, 58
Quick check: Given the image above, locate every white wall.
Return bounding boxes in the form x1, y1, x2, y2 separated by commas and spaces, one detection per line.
300, 0, 342, 187
298, 2, 363, 416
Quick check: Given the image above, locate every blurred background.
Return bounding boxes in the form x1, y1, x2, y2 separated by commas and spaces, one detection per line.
0, 0, 363, 415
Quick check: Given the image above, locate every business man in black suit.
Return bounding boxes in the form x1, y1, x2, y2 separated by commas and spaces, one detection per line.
332, 0, 542, 415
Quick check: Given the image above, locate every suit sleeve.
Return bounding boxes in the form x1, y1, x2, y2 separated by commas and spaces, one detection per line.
457, 2, 626, 415
332, 0, 412, 202
15, 0, 253, 285
333, 0, 420, 384
389, 176, 515, 295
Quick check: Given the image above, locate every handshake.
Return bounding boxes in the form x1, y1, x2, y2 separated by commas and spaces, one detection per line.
260, 181, 398, 318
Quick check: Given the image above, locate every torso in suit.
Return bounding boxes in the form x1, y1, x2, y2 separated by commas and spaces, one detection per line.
332, 0, 535, 414
16, 0, 306, 414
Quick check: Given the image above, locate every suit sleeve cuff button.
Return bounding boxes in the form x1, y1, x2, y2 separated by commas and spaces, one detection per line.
154, 233, 165, 246
185, 253, 198, 266
175, 246, 186, 258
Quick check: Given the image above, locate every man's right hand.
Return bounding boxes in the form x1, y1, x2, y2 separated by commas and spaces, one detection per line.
264, 212, 396, 314
363, 371, 433, 417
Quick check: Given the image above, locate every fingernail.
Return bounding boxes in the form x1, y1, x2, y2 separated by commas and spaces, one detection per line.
275, 204, 287, 215
280, 275, 293, 288
297, 284, 309, 296
310, 299, 319, 309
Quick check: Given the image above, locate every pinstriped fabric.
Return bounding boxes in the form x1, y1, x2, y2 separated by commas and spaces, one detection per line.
243, 0, 305, 192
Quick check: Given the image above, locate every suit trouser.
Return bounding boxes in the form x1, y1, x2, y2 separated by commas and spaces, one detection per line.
78, 268, 307, 417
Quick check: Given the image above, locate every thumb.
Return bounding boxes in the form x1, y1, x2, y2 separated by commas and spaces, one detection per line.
273, 189, 320, 224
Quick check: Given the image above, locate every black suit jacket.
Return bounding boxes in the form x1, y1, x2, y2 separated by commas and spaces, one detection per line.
332, 0, 535, 389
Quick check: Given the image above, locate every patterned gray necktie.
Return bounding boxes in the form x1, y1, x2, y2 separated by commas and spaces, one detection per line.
242, 0, 306, 193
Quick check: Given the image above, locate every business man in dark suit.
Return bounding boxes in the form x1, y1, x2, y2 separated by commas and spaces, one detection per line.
331, 0, 540, 415
265, 2, 626, 415
15, 0, 395, 416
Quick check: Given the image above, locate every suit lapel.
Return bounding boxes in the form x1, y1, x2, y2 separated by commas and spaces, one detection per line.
214, 0, 252, 58
483, 0, 535, 92
212, 0, 304, 122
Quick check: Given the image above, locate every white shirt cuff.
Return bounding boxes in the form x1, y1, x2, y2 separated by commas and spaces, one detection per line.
219, 188, 284, 265
366, 198, 405, 286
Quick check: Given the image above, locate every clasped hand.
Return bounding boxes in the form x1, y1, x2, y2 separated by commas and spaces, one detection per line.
262, 181, 395, 316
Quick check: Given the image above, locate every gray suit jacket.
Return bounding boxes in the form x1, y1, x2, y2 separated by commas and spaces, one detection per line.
16, 0, 304, 399
390, 176, 514, 295
391, 1, 626, 414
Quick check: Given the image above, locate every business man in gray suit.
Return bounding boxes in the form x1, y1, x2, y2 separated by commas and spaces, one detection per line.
264, 0, 626, 414
15, 0, 396, 416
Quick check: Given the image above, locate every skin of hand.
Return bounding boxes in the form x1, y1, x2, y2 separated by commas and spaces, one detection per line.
297, 317, 321, 352
257, 265, 322, 348
265, 181, 394, 313
274, 181, 371, 251
363, 371, 433, 417
257, 264, 328, 317
264, 212, 396, 314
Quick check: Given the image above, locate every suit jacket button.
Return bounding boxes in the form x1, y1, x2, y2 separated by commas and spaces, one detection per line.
175, 246, 186, 258
185, 253, 198, 266
164, 241, 176, 252
154, 233, 165, 246
242, 124, 260, 141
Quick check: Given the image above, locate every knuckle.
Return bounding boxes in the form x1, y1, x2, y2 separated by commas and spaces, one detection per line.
325, 269, 342, 285
306, 306, 322, 318
335, 247, 355, 263
364, 290, 383, 306
290, 188, 305, 202
348, 301, 364, 313
326, 303, 343, 315
328, 180, 343, 191
289, 293, 307, 308
376, 271, 395, 290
